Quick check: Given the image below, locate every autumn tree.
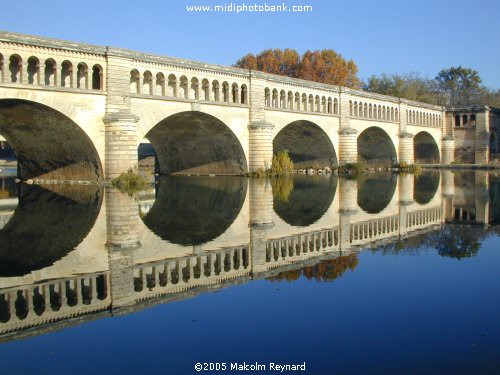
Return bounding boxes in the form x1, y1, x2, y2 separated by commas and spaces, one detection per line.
234, 48, 360, 88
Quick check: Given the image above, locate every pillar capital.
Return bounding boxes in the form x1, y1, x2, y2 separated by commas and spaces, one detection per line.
399, 132, 414, 139
103, 111, 139, 124
248, 121, 274, 130
338, 127, 358, 136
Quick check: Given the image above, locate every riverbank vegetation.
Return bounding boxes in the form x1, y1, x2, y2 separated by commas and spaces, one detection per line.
111, 172, 148, 193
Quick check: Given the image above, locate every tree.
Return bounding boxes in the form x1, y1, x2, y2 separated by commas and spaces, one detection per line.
435, 66, 482, 107
234, 48, 361, 88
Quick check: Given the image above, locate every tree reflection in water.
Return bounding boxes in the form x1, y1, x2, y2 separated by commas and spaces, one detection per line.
267, 254, 359, 282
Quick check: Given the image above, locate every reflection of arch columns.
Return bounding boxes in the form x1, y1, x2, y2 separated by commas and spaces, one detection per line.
475, 171, 490, 226
339, 178, 357, 253
339, 128, 358, 164
105, 188, 141, 248
398, 174, 414, 235
441, 136, 455, 164
106, 188, 141, 309
399, 133, 414, 164
249, 179, 274, 272
441, 170, 455, 222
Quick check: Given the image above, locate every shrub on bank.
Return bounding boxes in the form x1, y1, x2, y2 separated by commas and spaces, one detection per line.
111, 173, 148, 193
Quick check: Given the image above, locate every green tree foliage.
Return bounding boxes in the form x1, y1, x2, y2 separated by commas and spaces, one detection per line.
435, 66, 482, 106
235, 48, 361, 88
364, 67, 500, 107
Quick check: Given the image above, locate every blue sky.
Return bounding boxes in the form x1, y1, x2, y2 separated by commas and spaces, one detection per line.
2, 0, 499, 88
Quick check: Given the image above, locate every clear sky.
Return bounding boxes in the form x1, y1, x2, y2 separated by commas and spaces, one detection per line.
1, 0, 499, 89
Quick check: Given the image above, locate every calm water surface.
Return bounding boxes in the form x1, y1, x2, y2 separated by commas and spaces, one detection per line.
0, 171, 499, 374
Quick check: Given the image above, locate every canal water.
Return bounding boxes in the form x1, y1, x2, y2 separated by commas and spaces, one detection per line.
0, 171, 499, 374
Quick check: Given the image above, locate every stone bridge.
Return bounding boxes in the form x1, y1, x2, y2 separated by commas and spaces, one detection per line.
1, 171, 495, 339
0, 31, 450, 181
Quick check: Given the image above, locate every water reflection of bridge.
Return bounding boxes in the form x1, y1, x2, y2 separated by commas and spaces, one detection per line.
0, 171, 496, 341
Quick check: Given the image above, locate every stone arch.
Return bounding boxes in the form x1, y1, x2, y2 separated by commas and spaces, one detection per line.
27, 56, 40, 85
357, 174, 397, 214
414, 171, 440, 204
265, 88, 271, 107
144, 111, 248, 175
334, 98, 339, 114
0, 183, 102, 277
130, 69, 140, 94
294, 92, 300, 110
287, 91, 293, 109
273, 175, 337, 227
302, 93, 307, 110
414, 131, 440, 164
92, 64, 103, 90
9, 54, 22, 83
280, 90, 286, 108
357, 126, 397, 165
273, 120, 337, 169
142, 176, 247, 246
61, 60, 73, 88
78, 63, 89, 89
315, 95, 320, 112
44, 58, 57, 86
0, 99, 103, 180
308, 95, 314, 111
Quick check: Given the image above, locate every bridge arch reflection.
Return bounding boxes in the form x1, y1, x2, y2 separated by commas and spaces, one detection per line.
141, 176, 247, 246
357, 174, 397, 214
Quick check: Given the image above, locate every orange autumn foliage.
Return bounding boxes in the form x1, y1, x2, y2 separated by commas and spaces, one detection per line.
235, 48, 360, 88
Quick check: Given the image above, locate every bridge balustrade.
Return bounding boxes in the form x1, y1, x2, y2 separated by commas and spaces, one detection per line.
132, 245, 250, 298
0, 273, 109, 331
406, 207, 442, 229
350, 214, 400, 245
264, 87, 339, 115
406, 109, 442, 127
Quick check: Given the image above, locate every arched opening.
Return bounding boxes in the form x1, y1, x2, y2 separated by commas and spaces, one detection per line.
179, 76, 188, 99
295, 92, 300, 110
273, 120, 337, 169
280, 90, 286, 109
130, 69, 140, 94
77, 63, 88, 89
192, 78, 200, 100
92, 64, 103, 90
9, 55, 22, 83
27, 56, 40, 85
462, 114, 468, 126
414, 131, 440, 164
212, 80, 220, 102
265, 88, 271, 107
44, 59, 56, 86
142, 176, 247, 245
414, 172, 440, 204
221, 81, 229, 102
272, 89, 279, 108
357, 127, 397, 166
287, 91, 293, 109
302, 94, 307, 110
61, 60, 72, 88
240, 84, 248, 104
357, 174, 397, 213
142, 71, 153, 95
0, 183, 102, 276
144, 111, 248, 175
490, 132, 497, 156
0, 99, 103, 180
0, 53, 3, 83
273, 175, 337, 227
155, 73, 165, 96
167, 74, 177, 97
470, 114, 476, 126
454, 114, 461, 127
231, 83, 239, 103
202, 79, 210, 101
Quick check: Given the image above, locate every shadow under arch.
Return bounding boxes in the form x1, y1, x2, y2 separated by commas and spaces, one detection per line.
273, 175, 337, 227
144, 111, 248, 175
273, 120, 337, 169
0, 99, 103, 180
142, 176, 247, 246
414, 171, 440, 204
357, 127, 397, 165
0, 183, 102, 277
414, 131, 440, 164
357, 173, 397, 214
